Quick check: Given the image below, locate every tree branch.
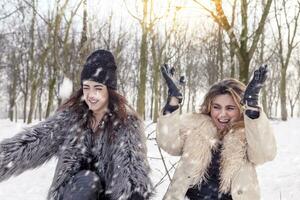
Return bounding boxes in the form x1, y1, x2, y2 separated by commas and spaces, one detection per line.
22, 0, 50, 25
248, 0, 272, 58
123, 0, 142, 23
0, 6, 23, 20
211, 0, 243, 64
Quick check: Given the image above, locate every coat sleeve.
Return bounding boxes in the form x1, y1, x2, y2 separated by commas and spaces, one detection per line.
0, 110, 71, 182
105, 116, 153, 200
244, 108, 277, 165
156, 109, 185, 156
47, 130, 93, 200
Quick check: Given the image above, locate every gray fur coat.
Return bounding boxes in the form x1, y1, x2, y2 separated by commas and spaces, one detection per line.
0, 109, 153, 200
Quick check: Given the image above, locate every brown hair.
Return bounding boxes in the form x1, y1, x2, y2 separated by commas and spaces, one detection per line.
200, 78, 246, 132
58, 87, 138, 140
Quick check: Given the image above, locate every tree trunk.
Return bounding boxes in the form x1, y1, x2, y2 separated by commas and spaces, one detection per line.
27, 81, 38, 123
14, 103, 18, 122
27, 0, 37, 124
211, 0, 273, 84
38, 85, 43, 121
217, 25, 224, 80
259, 14, 268, 116
8, 53, 18, 121
229, 42, 235, 78
290, 101, 294, 118
137, 0, 149, 119
229, 0, 237, 78
238, 54, 250, 84
8, 82, 17, 121
191, 92, 196, 112
262, 88, 268, 116
280, 67, 288, 120
186, 63, 192, 113
137, 31, 148, 118
274, 0, 300, 121
45, 0, 69, 117
23, 88, 28, 122
77, 0, 89, 88
46, 78, 56, 117
151, 34, 160, 122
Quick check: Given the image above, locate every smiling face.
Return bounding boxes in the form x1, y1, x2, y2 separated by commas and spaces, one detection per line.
82, 80, 109, 114
210, 94, 241, 131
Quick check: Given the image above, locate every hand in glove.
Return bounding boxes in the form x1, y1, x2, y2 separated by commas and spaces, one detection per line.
161, 64, 185, 102
242, 65, 268, 119
161, 64, 185, 114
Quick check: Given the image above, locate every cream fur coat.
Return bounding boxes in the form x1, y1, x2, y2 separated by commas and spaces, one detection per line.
156, 109, 276, 200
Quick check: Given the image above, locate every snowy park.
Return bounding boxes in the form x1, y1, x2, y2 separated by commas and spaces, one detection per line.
0, 118, 299, 200
1, 0, 300, 199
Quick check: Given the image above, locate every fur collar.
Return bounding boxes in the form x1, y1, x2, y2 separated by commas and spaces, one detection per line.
220, 128, 247, 193
189, 126, 247, 193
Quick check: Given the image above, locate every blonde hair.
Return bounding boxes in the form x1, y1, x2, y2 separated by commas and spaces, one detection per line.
200, 78, 246, 133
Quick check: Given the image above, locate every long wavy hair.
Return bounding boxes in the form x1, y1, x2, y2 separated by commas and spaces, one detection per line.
58, 87, 138, 140
200, 78, 246, 133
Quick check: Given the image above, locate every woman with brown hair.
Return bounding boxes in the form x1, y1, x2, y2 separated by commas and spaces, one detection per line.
157, 65, 276, 200
0, 49, 153, 200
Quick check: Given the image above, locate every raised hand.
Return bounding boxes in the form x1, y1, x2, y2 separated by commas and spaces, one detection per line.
161, 64, 185, 114
242, 65, 268, 108
161, 64, 185, 103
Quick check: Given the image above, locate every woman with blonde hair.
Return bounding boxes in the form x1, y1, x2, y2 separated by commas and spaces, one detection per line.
157, 65, 276, 200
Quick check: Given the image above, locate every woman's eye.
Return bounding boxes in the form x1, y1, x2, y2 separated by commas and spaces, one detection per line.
213, 106, 220, 109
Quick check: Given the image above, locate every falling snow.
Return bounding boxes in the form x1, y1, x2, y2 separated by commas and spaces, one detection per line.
0, 119, 299, 199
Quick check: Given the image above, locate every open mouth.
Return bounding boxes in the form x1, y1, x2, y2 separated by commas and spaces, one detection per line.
218, 119, 230, 124
216, 119, 231, 129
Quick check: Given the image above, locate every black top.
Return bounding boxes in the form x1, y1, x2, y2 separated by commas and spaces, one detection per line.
185, 143, 232, 200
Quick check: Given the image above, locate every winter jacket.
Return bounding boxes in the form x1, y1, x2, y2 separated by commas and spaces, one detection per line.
0, 108, 153, 200
156, 108, 277, 200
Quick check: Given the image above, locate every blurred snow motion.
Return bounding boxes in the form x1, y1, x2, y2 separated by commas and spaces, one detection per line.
59, 77, 73, 100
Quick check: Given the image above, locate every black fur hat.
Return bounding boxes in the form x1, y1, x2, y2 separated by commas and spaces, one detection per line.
80, 49, 117, 90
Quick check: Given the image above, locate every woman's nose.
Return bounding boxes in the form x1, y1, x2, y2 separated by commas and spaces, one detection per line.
88, 90, 99, 99
219, 109, 227, 117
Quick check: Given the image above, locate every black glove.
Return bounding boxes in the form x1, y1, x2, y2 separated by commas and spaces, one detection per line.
161, 64, 185, 114
242, 65, 268, 119
161, 64, 185, 102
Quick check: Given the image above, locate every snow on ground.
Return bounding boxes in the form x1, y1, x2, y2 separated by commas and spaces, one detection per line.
0, 118, 299, 200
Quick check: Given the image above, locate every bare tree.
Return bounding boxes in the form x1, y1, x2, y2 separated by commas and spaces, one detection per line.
287, 72, 300, 118
150, 3, 177, 122
27, 0, 38, 124
64, 0, 86, 90
136, 0, 150, 118
123, 0, 150, 118
229, 0, 237, 78
265, 59, 280, 117
45, 0, 84, 117
7, 51, 19, 121
0, 1, 24, 21
194, 0, 273, 84
295, 48, 300, 117
274, 0, 300, 121
125, 0, 169, 118
201, 26, 222, 85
